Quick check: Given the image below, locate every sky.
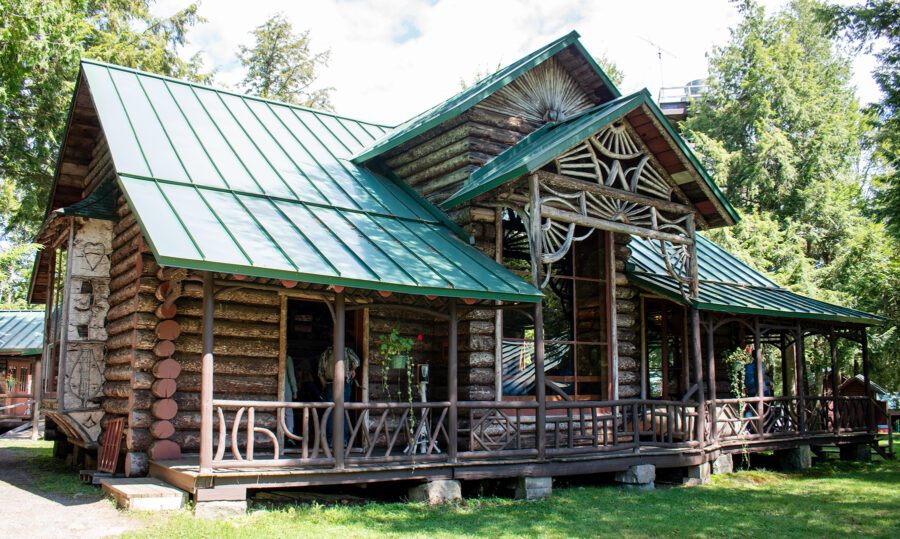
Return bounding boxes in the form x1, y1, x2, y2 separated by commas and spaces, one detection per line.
153, 0, 880, 126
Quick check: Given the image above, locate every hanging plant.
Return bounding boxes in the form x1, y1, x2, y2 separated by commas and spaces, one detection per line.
722, 346, 754, 469
378, 326, 414, 370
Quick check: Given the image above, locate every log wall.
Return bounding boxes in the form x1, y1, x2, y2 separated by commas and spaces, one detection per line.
381, 107, 540, 205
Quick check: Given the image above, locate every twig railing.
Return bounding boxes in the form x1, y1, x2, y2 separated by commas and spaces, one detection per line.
714, 396, 871, 443
210, 399, 334, 468
343, 401, 451, 464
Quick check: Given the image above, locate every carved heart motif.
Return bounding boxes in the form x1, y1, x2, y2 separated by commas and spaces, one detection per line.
82, 242, 105, 271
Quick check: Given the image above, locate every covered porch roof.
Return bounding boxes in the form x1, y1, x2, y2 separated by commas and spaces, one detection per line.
0, 310, 44, 356
627, 235, 883, 326
73, 60, 542, 304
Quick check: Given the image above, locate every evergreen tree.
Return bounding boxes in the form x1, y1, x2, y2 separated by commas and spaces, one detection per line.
683, 0, 900, 389
237, 13, 333, 110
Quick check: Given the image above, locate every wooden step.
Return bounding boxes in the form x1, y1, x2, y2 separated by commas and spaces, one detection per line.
101, 478, 187, 511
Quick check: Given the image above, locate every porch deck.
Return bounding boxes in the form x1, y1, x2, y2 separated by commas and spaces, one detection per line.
148, 395, 875, 498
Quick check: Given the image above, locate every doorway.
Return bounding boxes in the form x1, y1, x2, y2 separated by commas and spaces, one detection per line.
284, 299, 363, 403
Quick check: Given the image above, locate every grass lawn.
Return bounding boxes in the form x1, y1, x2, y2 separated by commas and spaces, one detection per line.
127, 457, 900, 539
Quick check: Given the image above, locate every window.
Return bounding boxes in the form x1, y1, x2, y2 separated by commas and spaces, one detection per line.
644, 299, 688, 399
500, 210, 610, 400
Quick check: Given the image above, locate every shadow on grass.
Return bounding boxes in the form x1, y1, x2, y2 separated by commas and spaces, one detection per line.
131, 459, 900, 539
0, 440, 102, 506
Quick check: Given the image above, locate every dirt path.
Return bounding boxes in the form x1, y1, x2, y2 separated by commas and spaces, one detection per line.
0, 436, 145, 539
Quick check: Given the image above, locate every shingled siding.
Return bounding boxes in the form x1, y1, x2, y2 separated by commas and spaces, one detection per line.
381, 107, 540, 205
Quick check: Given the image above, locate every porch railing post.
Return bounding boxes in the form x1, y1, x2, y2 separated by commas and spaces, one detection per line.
753, 317, 764, 436
690, 307, 705, 445
795, 327, 806, 434
448, 300, 458, 463
705, 317, 717, 442
199, 271, 215, 473
529, 173, 546, 460
333, 290, 346, 470
861, 330, 873, 432
829, 329, 840, 434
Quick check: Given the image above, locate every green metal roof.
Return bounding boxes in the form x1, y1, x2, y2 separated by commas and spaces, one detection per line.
0, 311, 44, 356
441, 89, 740, 226
627, 235, 883, 325
350, 31, 620, 164
81, 60, 542, 303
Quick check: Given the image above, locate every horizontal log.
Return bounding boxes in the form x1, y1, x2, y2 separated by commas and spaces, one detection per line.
106, 312, 158, 337
126, 427, 152, 451
133, 371, 153, 390
106, 349, 157, 370
149, 440, 181, 460
173, 411, 276, 430
150, 420, 175, 439
177, 354, 277, 376
106, 293, 159, 322
393, 138, 469, 179
111, 222, 141, 251
174, 317, 278, 340
130, 389, 152, 410
103, 381, 131, 399
153, 358, 182, 379
152, 399, 178, 420
108, 277, 160, 307
130, 410, 152, 429
151, 379, 177, 398
124, 451, 149, 477
467, 106, 541, 134
113, 212, 136, 236
175, 298, 279, 323
174, 392, 277, 412
541, 204, 692, 246
106, 329, 157, 352
104, 364, 132, 382
102, 397, 129, 415
385, 124, 469, 168
180, 282, 279, 307
174, 335, 278, 358
155, 319, 182, 341
153, 340, 176, 357
177, 373, 277, 395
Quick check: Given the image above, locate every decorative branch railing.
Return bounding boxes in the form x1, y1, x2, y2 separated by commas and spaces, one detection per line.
0, 396, 34, 417
545, 399, 700, 455
458, 401, 540, 459
202, 396, 875, 470
210, 399, 334, 468
343, 401, 451, 465
713, 396, 871, 443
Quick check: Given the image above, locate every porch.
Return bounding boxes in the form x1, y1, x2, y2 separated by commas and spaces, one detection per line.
148, 394, 873, 498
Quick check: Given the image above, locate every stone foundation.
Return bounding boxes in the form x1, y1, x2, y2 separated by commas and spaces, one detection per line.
408, 479, 462, 504
682, 463, 711, 486
515, 476, 552, 500
777, 445, 812, 470
616, 464, 655, 489
711, 453, 734, 474
194, 501, 247, 518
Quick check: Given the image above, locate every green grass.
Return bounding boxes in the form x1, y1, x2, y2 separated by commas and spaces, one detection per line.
127, 458, 900, 539
0, 439, 97, 497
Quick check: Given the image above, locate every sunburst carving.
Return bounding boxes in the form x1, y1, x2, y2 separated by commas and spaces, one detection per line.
480, 57, 594, 123
591, 122, 642, 159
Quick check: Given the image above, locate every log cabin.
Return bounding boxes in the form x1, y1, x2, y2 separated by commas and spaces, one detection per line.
0, 310, 43, 430
27, 31, 883, 504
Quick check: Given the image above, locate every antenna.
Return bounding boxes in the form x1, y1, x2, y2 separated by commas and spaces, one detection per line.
639, 36, 678, 96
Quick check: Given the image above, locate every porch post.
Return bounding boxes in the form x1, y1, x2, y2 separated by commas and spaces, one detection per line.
861, 330, 872, 431
448, 300, 458, 463
795, 326, 807, 433
199, 271, 215, 473
690, 307, 705, 444
753, 317, 764, 436
705, 317, 716, 441
780, 333, 789, 397
529, 173, 546, 459
30, 358, 42, 440
829, 329, 840, 433
333, 290, 346, 470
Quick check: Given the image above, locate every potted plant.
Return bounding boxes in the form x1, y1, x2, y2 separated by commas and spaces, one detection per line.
378, 326, 415, 369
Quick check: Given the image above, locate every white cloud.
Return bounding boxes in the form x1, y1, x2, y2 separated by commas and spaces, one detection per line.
153, 0, 881, 125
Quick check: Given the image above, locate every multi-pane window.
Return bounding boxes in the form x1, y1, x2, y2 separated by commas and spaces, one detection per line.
644, 299, 687, 399
500, 210, 610, 400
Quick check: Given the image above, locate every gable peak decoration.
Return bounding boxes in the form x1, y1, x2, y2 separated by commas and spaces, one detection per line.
480, 57, 594, 124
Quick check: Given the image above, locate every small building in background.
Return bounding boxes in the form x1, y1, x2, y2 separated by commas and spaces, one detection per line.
0, 310, 44, 429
